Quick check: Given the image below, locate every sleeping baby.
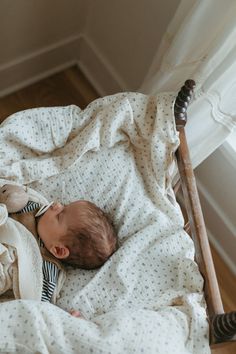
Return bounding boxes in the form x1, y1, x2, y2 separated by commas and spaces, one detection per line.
0, 184, 118, 310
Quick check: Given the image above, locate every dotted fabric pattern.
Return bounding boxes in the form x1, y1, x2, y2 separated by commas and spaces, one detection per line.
0, 93, 210, 354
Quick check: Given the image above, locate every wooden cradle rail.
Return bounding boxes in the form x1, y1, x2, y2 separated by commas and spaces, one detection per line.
173, 80, 236, 346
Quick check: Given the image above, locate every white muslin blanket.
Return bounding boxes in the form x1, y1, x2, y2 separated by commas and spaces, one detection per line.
0, 92, 210, 354
0, 198, 43, 301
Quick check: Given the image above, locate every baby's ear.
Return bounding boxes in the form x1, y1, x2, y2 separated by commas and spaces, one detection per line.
50, 245, 70, 259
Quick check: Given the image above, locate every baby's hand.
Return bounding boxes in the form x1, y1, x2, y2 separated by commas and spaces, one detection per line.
0, 184, 29, 213
69, 309, 83, 318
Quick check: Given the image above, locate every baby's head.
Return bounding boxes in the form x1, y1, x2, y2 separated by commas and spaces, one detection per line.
37, 201, 118, 269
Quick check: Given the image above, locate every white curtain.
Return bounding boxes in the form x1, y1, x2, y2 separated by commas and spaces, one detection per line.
140, 0, 236, 167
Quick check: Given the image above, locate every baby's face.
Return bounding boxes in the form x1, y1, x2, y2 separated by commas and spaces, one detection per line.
37, 202, 73, 251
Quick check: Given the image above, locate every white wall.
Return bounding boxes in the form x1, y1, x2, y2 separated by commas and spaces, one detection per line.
196, 143, 236, 274
83, 0, 180, 91
0, 0, 90, 96
0, 0, 180, 96
0, 0, 88, 65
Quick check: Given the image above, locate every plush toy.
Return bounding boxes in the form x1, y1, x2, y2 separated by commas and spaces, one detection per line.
0, 184, 29, 213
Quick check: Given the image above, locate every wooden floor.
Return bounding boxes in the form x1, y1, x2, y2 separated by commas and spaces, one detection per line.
0, 66, 235, 353
0, 66, 99, 123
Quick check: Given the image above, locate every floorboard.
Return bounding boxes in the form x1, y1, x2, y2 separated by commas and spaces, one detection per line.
0, 66, 99, 123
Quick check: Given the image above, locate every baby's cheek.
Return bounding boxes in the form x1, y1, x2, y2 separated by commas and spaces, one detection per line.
37, 219, 43, 235
37, 215, 48, 237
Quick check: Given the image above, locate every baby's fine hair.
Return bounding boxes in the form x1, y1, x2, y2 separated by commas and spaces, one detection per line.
61, 200, 118, 269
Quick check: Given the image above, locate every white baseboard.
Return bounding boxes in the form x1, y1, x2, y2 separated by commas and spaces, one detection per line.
0, 34, 82, 98
207, 228, 236, 276
177, 177, 236, 275
196, 178, 236, 276
0, 33, 127, 98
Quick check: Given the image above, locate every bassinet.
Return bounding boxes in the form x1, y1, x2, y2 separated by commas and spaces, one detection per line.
173, 80, 236, 349
0, 80, 235, 353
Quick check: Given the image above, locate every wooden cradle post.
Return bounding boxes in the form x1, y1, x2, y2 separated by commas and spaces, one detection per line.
174, 80, 236, 345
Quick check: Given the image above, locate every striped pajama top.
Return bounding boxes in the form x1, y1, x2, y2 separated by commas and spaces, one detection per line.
16, 201, 59, 302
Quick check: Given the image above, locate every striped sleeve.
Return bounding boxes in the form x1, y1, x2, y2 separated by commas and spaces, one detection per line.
41, 260, 59, 302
